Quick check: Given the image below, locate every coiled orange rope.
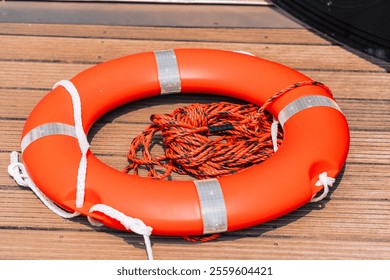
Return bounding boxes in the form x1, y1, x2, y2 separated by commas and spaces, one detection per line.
123, 80, 331, 241
123, 101, 282, 180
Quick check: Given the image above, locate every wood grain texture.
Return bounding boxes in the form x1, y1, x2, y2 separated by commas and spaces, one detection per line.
1, 14, 390, 261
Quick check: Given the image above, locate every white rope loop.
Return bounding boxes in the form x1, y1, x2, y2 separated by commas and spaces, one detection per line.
8, 151, 154, 259
53, 80, 154, 259
8, 80, 154, 259
89, 204, 154, 260
310, 171, 336, 202
8, 151, 80, 219
53, 80, 90, 208
8, 151, 29, 187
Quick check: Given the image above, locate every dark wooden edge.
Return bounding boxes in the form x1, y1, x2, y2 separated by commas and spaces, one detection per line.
0, 1, 302, 28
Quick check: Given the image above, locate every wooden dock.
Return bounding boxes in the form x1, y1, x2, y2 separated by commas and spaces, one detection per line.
1, 1, 389, 260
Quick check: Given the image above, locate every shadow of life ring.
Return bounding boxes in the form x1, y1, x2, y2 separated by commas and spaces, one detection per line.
15, 49, 350, 238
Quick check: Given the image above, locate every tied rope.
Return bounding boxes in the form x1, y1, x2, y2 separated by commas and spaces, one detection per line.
8, 151, 80, 219
89, 204, 154, 260
53, 80, 89, 209
311, 172, 336, 202
8, 80, 154, 260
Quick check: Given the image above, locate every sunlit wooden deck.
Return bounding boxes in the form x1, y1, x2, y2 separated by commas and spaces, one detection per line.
1, 1, 389, 260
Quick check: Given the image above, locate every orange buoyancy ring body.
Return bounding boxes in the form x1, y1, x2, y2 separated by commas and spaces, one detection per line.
20, 49, 350, 236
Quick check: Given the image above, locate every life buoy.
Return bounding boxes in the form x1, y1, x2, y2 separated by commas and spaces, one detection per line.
18, 49, 349, 236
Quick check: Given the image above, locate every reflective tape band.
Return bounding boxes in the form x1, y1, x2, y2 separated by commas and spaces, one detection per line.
21, 123, 76, 152
194, 178, 228, 234
278, 95, 341, 127
154, 49, 181, 94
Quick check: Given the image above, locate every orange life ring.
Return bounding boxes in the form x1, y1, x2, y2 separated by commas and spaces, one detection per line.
19, 49, 349, 236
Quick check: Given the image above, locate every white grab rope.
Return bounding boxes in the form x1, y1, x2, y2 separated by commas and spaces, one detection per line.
8, 151, 154, 259
271, 116, 279, 152
8, 151, 80, 218
90, 204, 154, 260
8, 80, 154, 260
53, 80, 90, 209
310, 171, 336, 202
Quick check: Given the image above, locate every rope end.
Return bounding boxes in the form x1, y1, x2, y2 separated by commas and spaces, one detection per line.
89, 204, 154, 260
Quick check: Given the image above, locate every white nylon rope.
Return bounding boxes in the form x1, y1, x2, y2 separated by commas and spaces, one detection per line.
310, 172, 336, 202
90, 204, 154, 260
53, 80, 154, 259
8, 80, 154, 260
271, 116, 279, 153
8, 151, 154, 259
8, 151, 80, 218
53, 80, 89, 209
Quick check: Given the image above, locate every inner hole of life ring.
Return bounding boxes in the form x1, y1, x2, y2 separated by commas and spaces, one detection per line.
87, 93, 283, 181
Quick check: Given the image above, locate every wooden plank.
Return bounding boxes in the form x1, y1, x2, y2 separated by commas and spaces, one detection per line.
0, 189, 93, 231
348, 131, 390, 165
0, 35, 387, 72
0, 23, 330, 45
0, 229, 151, 260
0, 228, 388, 259
303, 71, 390, 100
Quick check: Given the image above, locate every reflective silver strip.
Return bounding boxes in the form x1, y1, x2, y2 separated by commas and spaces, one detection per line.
21, 123, 77, 152
154, 49, 181, 94
278, 95, 341, 127
194, 178, 228, 234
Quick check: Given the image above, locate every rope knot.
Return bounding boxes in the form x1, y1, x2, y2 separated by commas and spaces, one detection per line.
8, 151, 29, 187
311, 171, 336, 202
315, 172, 336, 188
89, 204, 154, 260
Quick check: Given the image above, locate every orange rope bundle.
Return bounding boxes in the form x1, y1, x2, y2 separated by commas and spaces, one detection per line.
123, 101, 282, 180
123, 81, 330, 181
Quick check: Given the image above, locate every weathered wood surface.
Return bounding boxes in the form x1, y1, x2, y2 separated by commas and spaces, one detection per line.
1, 5, 390, 260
